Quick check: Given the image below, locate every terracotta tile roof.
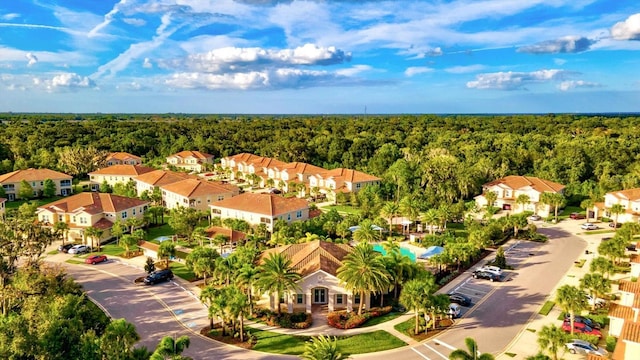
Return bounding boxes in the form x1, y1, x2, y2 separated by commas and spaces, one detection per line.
107, 152, 142, 161
93, 218, 114, 230
316, 168, 381, 182
38, 193, 149, 214
210, 193, 308, 217
170, 151, 213, 160
609, 188, 640, 201
0, 168, 72, 183
612, 336, 626, 360
205, 226, 246, 243
631, 254, 640, 264
260, 240, 354, 277
161, 178, 239, 198
620, 321, 640, 343
609, 303, 635, 320
134, 170, 195, 187
619, 280, 640, 295
484, 175, 565, 193
281, 162, 326, 175
251, 157, 286, 169
226, 153, 263, 164
138, 240, 159, 252
0, 198, 6, 203
89, 165, 156, 176
586, 354, 607, 360
634, 296, 640, 309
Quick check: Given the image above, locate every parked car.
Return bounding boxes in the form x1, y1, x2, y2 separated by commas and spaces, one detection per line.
570, 212, 586, 220
68, 245, 90, 254
143, 269, 174, 285
479, 265, 503, 276
562, 321, 603, 338
585, 294, 606, 308
269, 188, 282, 194
448, 293, 472, 307
448, 303, 462, 318
580, 223, 598, 230
627, 243, 637, 252
563, 315, 600, 329
472, 270, 500, 282
85, 255, 108, 264
58, 243, 74, 253
608, 222, 621, 228
565, 339, 608, 356
528, 214, 541, 221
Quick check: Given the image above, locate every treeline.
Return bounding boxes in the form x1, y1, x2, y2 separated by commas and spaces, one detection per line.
2, 113, 640, 207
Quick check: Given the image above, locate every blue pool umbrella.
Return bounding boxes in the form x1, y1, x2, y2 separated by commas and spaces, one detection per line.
419, 246, 445, 259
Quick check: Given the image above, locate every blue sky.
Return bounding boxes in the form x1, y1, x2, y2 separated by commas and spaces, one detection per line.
0, 0, 639, 114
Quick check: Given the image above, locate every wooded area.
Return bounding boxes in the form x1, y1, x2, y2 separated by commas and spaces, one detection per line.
1, 113, 638, 207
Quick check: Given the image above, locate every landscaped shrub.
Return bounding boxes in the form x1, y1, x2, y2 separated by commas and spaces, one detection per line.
606, 336, 617, 352
327, 306, 393, 329
254, 309, 313, 329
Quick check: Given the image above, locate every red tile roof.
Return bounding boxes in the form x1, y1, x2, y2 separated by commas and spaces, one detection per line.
0, 168, 72, 183
170, 151, 213, 160
89, 165, 156, 176
619, 280, 640, 295
631, 254, 640, 264
38, 193, 149, 214
620, 321, 640, 343
205, 226, 246, 243
281, 162, 326, 176
261, 240, 354, 277
484, 175, 565, 193
316, 168, 381, 183
92, 218, 115, 230
161, 178, 239, 198
134, 170, 195, 187
210, 193, 308, 217
612, 336, 626, 360
609, 188, 640, 201
609, 303, 635, 320
107, 152, 142, 161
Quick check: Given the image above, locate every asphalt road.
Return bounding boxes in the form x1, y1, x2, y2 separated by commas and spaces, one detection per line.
358, 226, 586, 360
58, 257, 292, 360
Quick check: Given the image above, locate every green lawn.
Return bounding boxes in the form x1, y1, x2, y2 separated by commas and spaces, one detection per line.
5, 196, 64, 210
249, 328, 405, 355
145, 223, 175, 241
169, 262, 196, 282
360, 312, 403, 328
394, 318, 413, 336
320, 205, 362, 215
47, 250, 59, 255
95, 243, 128, 257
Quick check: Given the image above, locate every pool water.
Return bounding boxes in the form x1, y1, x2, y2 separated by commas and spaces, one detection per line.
372, 244, 416, 262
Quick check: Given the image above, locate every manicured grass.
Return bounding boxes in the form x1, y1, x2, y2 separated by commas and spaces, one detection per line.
5, 196, 64, 210
169, 262, 197, 282
249, 328, 405, 355
539, 301, 555, 315
65, 259, 85, 265
505, 353, 517, 357
394, 317, 413, 335
575, 259, 586, 268
47, 250, 59, 255
559, 206, 584, 218
145, 223, 175, 241
360, 312, 403, 328
95, 243, 128, 257
320, 205, 362, 215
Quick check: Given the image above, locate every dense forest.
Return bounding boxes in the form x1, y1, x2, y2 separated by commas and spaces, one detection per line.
1, 113, 639, 207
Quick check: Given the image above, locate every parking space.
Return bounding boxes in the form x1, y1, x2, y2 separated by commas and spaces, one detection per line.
446, 276, 495, 317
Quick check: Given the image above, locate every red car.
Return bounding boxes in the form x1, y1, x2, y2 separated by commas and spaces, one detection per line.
85, 255, 108, 265
562, 320, 602, 338
570, 212, 586, 220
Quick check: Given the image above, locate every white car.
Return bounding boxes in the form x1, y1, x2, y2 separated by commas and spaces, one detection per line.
528, 214, 541, 221
586, 294, 606, 308
479, 265, 503, 276
580, 223, 598, 230
68, 245, 90, 254
565, 339, 608, 356
448, 303, 462, 318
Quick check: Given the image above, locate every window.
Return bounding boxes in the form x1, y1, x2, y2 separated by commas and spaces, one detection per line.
58, 215, 63, 222
505, 190, 512, 198
296, 294, 304, 304
354, 294, 361, 304
79, 217, 87, 224
217, 195, 225, 201
356, 183, 361, 189
287, 214, 291, 221
121, 211, 128, 219
72, 216, 76, 223
132, 208, 136, 215
41, 214, 50, 222
32, 182, 36, 187
61, 180, 71, 186
336, 294, 343, 304
260, 217, 271, 224
296, 210, 302, 218
40, 181, 43, 186
212, 209, 221, 215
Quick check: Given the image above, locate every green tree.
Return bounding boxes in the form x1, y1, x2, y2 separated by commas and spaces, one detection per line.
540, 192, 565, 223
353, 219, 380, 243
337, 242, 391, 315
111, 219, 126, 242
399, 275, 435, 335
380, 202, 399, 233
200, 285, 218, 330
18, 180, 34, 200
185, 246, 219, 285
515, 194, 530, 213
590, 256, 615, 279
168, 207, 200, 239
580, 273, 610, 311
449, 337, 495, 360
119, 234, 139, 258
157, 241, 176, 269
100, 319, 140, 360
598, 236, 626, 265
301, 335, 349, 360
536, 324, 568, 360
555, 285, 587, 335
484, 191, 497, 209
150, 335, 191, 360
43, 179, 56, 198
255, 253, 301, 315
493, 246, 507, 269
236, 264, 260, 316
580, 198, 595, 220
609, 203, 625, 230
54, 221, 70, 245
100, 180, 111, 193
84, 226, 103, 251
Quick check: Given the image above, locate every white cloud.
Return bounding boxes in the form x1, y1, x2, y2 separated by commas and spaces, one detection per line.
122, 18, 146, 27
25, 53, 38, 67
50, 73, 96, 88
558, 80, 601, 91
444, 64, 486, 74
335, 65, 372, 77
1, 13, 20, 20
143, 58, 153, 68
466, 69, 574, 90
611, 13, 640, 40
554, 58, 567, 65
517, 36, 595, 53
88, 0, 129, 38
405, 66, 433, 77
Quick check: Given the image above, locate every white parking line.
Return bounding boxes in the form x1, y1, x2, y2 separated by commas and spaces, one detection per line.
423, 343, 449, 360
411, 347, 430, 359
432, 339, 456, 351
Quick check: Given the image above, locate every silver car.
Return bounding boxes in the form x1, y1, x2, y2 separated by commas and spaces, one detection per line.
565, 339, 608, 356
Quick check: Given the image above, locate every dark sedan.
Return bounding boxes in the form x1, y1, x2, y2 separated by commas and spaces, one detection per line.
448, 293, 472, 306
58, 243, 74, 253
472, 270, 501, 282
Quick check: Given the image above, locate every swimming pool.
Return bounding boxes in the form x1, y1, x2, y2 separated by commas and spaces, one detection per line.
372, 244, 416, 262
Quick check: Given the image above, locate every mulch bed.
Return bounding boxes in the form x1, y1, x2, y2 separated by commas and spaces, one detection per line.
407, 318, 454, 342
199, 326, 255, 350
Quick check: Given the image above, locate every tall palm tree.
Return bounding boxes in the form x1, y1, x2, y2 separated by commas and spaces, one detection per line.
383, 249, 415, 299
484, 191, 498, 210
337, 243, 391, 315
301, 335, 349, 360
399, 277, 429, 335
100, 319, 140, 360
422, 209, 439, 235
119, 234, 139, 257
53, 221, 69, 245
427, 293, 451, 330
227, 285, 249, 342
235, 264, 260, 316
255, 253, 301, 315
555, 285, 587, 335
84, 226, 103, 251
400, 196, 420, 232
580, 198, 595, 220
536, 324, 568, 360
590, 256, 615, 279
185, 246, 218, 285
157, 241, 176, 269
515, 194, 530, 213
580, 273, 610, 311
609, 203, 625, 230
380, 202, 399, 233
150, 335, 191, 360
449, 337, 495, 360
540, 192, 565, 223
353, 219, 380, 243
200, 285, 218, 329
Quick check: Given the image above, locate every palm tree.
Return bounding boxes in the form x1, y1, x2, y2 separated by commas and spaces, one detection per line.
157, 241, 176, 269
53, 221, 69, 245
200, 285, 218, 329
384, 249, 415, 299
337, 243, 391, 315
515, 194, 530, 213
555, 285, 587, 335
449, 337, 495, 360
400, 196, 420, 232
580, 273, 610, 311
119, 234, 139, 257
540, 192, 565, 223
150, 335, 191, 360
422, 209, 439, 235
125, 218, 144, 234
301, 335, 349, 360
227, 285, 249, 342
590, 256, 615, 279
580, 198, 595, 220
191, 226, 207, 247
100, 319, 140, 360
609, 203, 625, 230
255, 253, 301, 315
84, 226, 103, 251
536, 324, 568, 360
400, 278, 429, 335
185, 246, 219, 285
426, 293, 451, 331
236, 264, 260, 316
380, 202, 399, 234
484, 191, 498, 210
353, 219, 380, 243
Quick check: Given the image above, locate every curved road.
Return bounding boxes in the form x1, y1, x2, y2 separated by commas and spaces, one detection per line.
53, 225, 585, 360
